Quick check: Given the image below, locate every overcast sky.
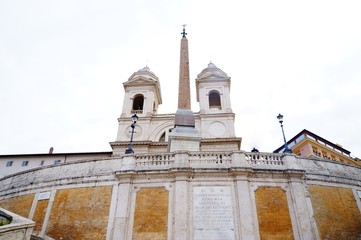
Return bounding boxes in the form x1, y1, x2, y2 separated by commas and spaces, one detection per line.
1, 0, 360, 157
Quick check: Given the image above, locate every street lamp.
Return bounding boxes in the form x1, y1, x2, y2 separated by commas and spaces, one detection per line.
125, 114, 138, 154
277, 113, 292, 154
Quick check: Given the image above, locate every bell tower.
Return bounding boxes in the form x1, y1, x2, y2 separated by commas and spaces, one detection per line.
196, 62, 232, 114
114, 66, 162, 145
196, 62, 238, 144
120, 66, 162, 118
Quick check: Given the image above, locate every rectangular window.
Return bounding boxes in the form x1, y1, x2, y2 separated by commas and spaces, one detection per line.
54, 160, 61, 164
6, 161, 13, 167
295, 134, 305, 143
22, 161, 29, 166
307, 135, 316, 141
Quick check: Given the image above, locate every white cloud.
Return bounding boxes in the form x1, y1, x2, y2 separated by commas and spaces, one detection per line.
0, 0, 360, 157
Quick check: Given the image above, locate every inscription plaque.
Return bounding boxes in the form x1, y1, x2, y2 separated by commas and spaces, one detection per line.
193, 186, 235, 240
38, 191, 51, 200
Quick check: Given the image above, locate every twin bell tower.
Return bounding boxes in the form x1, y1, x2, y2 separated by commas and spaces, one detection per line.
111, 26, 240, 155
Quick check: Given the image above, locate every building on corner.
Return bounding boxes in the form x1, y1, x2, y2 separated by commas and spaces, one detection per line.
274, 129, 361, 167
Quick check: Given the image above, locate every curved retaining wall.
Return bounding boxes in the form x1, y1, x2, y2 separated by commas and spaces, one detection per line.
0, 152, 360, 239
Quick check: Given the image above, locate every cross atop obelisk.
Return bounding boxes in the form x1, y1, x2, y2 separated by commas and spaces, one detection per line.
178, 24, 191, 110
181, 24, 187, 38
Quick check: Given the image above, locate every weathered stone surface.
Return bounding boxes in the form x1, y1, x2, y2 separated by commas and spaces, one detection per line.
0, 153, 360, 240
193, 186, 235, 240
46, 186, 112, 240
308, 185, 361, 240
255, 187, 294, 240
174, 109, 195, 127
0, 194, 34, 218
0, 208, 35, 240
178, 37, 191, 110
133, 187, 168, 240
32, 199, 49, 232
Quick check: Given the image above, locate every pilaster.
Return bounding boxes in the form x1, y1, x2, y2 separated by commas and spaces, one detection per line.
173, 173, 190, 240
234, 174, 257, 240
112, 181, 133, 240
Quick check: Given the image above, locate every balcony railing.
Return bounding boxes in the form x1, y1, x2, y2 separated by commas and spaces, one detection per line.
245, 152, 284, 165
189, 152, 232, 165
209, 106, 222, 110
131, 110, 143, 114
119, 151, 287, 172
135, 153, 175, 167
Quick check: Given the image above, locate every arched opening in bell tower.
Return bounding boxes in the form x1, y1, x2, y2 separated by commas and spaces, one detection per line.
132, 94, 144, 114
208, 91, 221, 110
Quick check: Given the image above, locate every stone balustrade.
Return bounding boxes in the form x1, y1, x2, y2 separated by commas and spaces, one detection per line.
244, 152, 284, 165
188, 152, 232, 165
135, 153, 175, 167
123, 151, 286, 170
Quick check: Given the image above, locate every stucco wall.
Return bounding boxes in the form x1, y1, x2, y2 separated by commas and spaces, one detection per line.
0, 193, 34, 218
46, 186, 112, 240
308, 185, 361, 240
0, 153, 360, 239
132, 187, 169, 240
32, 198, 49, 232
255, 187, 294, 240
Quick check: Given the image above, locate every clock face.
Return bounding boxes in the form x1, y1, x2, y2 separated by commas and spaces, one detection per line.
208, 121, 226, 137
124, 124, 142, 140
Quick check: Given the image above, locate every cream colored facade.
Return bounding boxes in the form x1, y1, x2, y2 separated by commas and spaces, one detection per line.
111, 62, 240, 156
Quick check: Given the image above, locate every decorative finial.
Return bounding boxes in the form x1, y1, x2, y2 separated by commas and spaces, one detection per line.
181, 24, 187, 37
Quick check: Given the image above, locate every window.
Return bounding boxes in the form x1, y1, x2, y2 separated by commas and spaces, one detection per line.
54, 160, 61, 164
295, 134, 305, 143
288, 141, 295, 148
6, 161, 13, 167
132, 95, 144, 114
208, 91, 221, 110
159, 132, 166, 142
22, 161, 29, 167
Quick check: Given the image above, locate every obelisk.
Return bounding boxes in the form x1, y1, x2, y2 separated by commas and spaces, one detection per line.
178, 25, 191, 110
168, 25, 200, 152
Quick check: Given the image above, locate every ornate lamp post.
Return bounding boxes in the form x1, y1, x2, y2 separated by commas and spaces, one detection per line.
125, 114, 138, 154
277, 113, 292, 154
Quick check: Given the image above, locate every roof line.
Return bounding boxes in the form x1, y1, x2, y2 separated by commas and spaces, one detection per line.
273, 129, 351, 155
0, 151, 112, 158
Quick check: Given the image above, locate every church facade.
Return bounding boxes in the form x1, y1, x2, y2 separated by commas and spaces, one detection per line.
0, 30, 361, 240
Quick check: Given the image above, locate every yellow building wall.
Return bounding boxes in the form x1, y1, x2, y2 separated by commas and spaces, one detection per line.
0, 193, 34, 218
255, 187, 294, 240
133, 187, 169, 240
46, 186, 112, 240
308, 185, 361, 239
32, 199, 49, 232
